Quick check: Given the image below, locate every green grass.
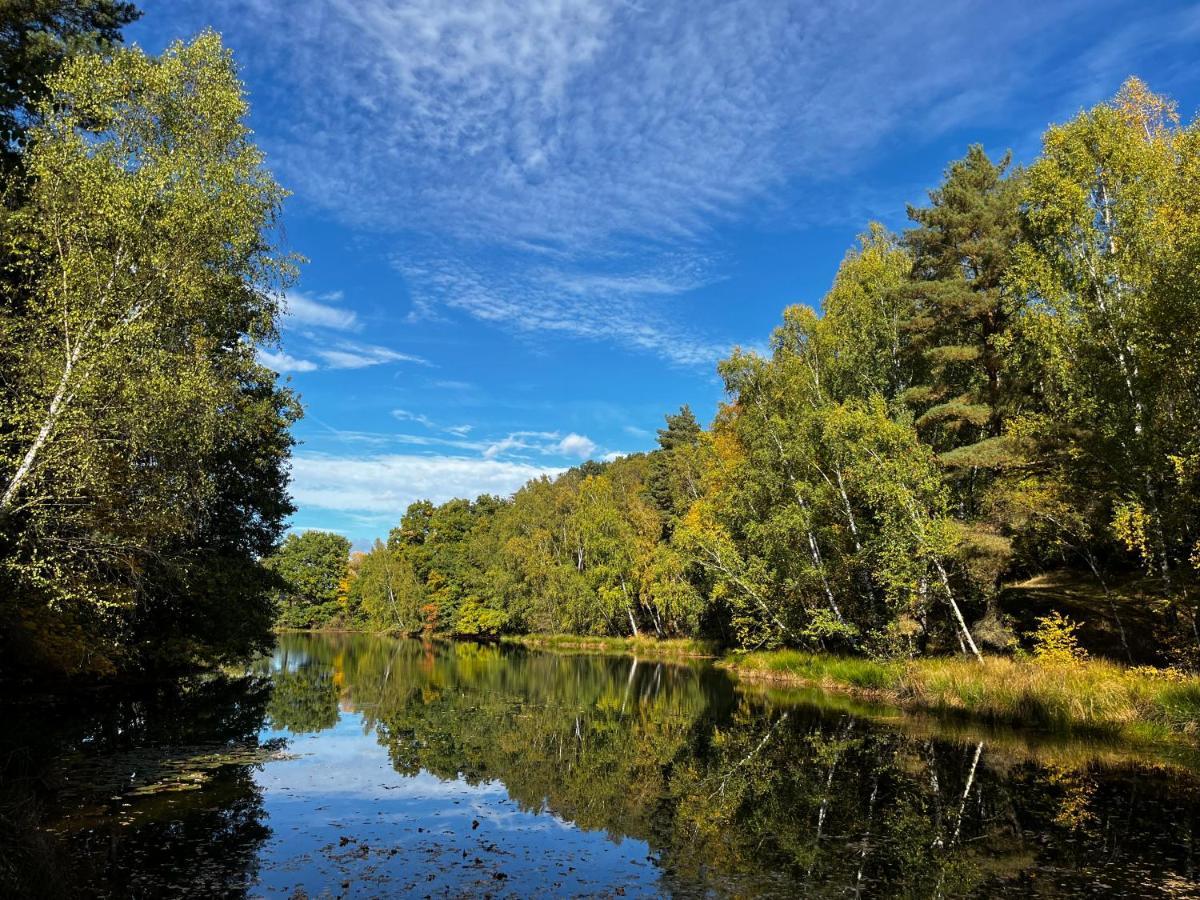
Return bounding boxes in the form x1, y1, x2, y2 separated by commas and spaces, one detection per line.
726, 649, 903, 690
723, 650, 1200, 742
503, 633, 720, 658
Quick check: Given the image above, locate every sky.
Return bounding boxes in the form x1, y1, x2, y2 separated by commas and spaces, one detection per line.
128, 0, 1200, 548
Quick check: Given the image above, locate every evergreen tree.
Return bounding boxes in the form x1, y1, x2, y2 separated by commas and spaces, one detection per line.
648, 404, 702, 527
1, 0, 140, 170
900, 146, 1024, 470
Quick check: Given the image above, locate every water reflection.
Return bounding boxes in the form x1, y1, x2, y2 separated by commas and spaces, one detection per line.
0, 676, 275, 897
4, 633, 1200, 897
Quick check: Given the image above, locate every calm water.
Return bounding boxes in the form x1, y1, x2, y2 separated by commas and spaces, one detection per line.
4, 634, 1200, 898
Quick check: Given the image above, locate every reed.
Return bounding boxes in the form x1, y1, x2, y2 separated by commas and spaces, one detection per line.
724, 650, 1200, 740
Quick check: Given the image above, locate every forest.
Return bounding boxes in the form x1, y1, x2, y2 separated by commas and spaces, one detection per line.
1, 2, 1198, 682
0, 4, 298, 678
273, 80, 1200, 668
4, 5, 1200, 897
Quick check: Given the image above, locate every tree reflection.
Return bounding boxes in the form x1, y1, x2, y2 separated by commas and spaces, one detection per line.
9, 636, 1199, 897
0, 676, 275, 898
271, 633, 1200, 897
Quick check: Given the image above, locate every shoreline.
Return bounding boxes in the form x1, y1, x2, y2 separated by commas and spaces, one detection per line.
718, 649, 1200, 746
274, 629, 1200, 746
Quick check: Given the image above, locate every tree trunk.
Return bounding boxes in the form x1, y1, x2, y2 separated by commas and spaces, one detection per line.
933, 557, 982, 660
1, 344, 80, 510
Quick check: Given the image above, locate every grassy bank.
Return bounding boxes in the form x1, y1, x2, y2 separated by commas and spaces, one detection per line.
503, 633, 720, 659
722, 650, 1200, 742
272, 628, 1200, 743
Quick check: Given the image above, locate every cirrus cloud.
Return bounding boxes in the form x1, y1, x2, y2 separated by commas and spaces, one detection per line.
140, 0, 1200, 367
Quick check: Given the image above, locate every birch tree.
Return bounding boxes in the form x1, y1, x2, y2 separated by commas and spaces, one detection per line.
1015, 79, 1200, 596
0, 32, 298, 668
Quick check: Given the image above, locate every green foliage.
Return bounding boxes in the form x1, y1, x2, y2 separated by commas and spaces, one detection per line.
1014, 79, 1200, 584
265, 531, 351, 629
267, 664, 339, 733
453, 598, 510, 637
1031, 611, 1088, 666
7, 26, 1197, 680
0, 28, 301, 678
901, 146, 1023, 450
347, 539, 424, 634
647, 404, 703, 530
348, 79, 1200, 668
0, 0, 140, 169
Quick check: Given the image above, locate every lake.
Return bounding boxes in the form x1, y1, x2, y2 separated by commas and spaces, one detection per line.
3, 632, 1200, 897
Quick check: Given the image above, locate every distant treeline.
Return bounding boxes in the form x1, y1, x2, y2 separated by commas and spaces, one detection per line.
0, 6, 299, 678
274, 80, 1200, 663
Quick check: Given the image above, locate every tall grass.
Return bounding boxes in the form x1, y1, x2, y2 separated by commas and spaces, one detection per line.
505, 633, 720, 658
724, 651, 1200, 740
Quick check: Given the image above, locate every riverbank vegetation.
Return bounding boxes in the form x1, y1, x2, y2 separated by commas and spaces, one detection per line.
10, 634, 1200, 896
278, 79, 1200, 676
724, 648, 1200, 742
0, 5, 299, 679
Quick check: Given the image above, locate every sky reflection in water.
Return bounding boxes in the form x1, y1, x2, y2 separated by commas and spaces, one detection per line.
254, 713, 661, 897
5, 632, 1200, 898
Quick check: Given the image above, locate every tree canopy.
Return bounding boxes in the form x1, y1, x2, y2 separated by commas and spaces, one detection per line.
0, 22, 302, 677
316, 79, 1200, 668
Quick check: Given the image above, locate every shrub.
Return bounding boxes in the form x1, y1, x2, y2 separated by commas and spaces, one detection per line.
1031, 611, 1088, 666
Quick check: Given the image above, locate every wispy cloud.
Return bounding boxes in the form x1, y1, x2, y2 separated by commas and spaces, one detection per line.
258, 348, 319, 373
392, 409, 435, 429
398, 250, 729, 366
393, 408, 472, 436
140, 0, 1051, 363
289, 452, 565, 522
285, 290, 359, 332
314, 420, 604, 463
259, 340, 427, 373
262, 287, 426, 373
314, 341, 429, 370
147, 0, 1195, 364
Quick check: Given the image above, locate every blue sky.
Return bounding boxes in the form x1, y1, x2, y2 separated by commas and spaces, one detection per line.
129, 1, 1200, 548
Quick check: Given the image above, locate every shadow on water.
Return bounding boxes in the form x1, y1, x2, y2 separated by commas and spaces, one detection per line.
0, 676, 277, 897
3, 631, 1200, 897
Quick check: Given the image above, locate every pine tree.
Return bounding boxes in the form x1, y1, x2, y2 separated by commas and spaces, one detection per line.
900, 146, 1024, 474
647, 404, 702, 526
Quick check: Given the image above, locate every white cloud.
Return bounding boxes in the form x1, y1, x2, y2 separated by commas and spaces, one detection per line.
312, 422, 605, 462
397, 250, 730, 366
148, 0, 1191, 364
392, 409, 474, 437
285, 290, 359, 332
268, 291, 426, 372
289, 453, 564, 520
392, 409, 436, 429
480, 430, 598, 461
556, 433, 597, 458
481, 431, 558, 460
314, 342, 429, 370
258, 348, 319, 373
146, 0, 1088, 364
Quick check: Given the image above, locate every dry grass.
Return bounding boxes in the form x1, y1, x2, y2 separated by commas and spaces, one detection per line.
504, 633, 720, 658
724, 650, 1200, 741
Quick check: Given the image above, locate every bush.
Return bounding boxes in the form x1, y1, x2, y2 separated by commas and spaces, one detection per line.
1031, 611, 1088, 666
